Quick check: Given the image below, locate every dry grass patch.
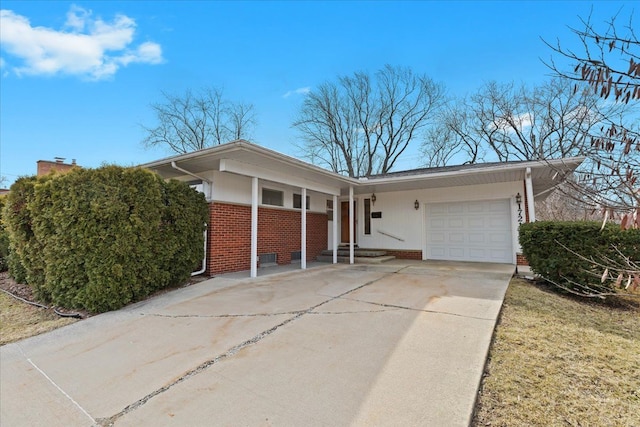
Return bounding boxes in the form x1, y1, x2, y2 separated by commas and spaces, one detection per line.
0, 292, 77, 345
473, 278, 640, 427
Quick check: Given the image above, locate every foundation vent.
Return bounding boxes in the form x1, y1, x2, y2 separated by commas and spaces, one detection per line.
259, 253, 277, 266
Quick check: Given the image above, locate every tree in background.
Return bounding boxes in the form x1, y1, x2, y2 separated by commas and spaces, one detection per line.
424, 75, 638, 214
424, 78, 623, 162
544, 10, 639, 217
528, 10, 639, 299
294, 65, 445, 177
142, 87, 256, 154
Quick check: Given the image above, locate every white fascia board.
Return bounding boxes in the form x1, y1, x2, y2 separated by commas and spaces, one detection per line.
364, 157, 586, 186
220, 158, 341, 196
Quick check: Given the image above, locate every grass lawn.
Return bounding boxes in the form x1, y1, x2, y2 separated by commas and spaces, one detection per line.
473, 278, 640, 427
0, 292, 77, 345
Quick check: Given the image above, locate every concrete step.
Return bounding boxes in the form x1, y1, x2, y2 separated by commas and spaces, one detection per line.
320, 249, 388, 257
316, 255, 396, 264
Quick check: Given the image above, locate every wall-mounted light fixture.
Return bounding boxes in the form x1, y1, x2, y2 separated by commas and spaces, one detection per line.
515, 193, 523, 224
371, 193, 376, 205
414, 200, 420, 210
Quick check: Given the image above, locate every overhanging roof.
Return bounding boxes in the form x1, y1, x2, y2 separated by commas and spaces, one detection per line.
356, 157, 585, 196
140, 140, 585, 198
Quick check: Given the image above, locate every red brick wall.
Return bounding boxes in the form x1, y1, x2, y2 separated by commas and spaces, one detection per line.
208, 203, 251, 274
516, 253, 529, 266
36, 160, 77, 176
383, 249, 423, 260
207, 202, 328, 275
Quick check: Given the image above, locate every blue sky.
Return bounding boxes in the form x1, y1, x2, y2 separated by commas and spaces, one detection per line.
0, 1, 634, 186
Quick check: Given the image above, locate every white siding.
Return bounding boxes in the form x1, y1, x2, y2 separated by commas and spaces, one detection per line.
205, 171, 327, 212
341, 181, 522, 263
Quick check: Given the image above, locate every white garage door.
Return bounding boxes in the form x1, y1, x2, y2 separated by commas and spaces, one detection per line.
426, 199, 513, 263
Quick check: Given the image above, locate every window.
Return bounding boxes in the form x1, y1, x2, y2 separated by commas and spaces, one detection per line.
262, 188, 283, 206
364, 198, 371, 235
293, 193, 310, 210
326, 199, 334, 220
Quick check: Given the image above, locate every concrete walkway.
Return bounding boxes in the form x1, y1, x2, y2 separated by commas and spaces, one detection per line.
1, 260, 514, 426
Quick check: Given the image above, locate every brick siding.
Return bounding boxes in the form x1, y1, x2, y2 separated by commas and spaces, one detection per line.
383, 249, 423, 260
516, 253, 529, 266
207, 202, 328, 275
36, 160, 77, 176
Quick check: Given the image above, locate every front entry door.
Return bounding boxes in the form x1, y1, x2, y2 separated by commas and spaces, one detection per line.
340, 201, 356, 244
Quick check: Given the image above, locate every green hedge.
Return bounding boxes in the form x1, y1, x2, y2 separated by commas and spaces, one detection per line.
0, 195, 9, 272
519, 221, 640, 296
3, 166, 208, 312
3, 176, 42, 285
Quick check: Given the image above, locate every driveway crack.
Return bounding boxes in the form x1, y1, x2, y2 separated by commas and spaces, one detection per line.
140, 311, 305, 318
98, 274, 390, 426
339, 297, 496, 321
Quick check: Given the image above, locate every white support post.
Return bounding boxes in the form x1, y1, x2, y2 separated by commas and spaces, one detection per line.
332, 194, 338, 264
349, 186, 354, 264
251, 177, 258, 278
301, 188, 307, 270
525, 167, 536, 223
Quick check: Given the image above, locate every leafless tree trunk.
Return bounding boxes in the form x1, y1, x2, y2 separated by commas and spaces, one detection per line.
294, 65, 445, 177
142, 87, 256, 154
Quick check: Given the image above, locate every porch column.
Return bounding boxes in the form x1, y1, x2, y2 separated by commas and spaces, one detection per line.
332, 194, 338, 264
349, 186, 354, 264
301, 187, 307, 270
251, 177, 258, 278
525, 167, 536, 222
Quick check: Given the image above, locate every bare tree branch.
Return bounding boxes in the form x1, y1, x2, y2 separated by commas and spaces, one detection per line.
293, 65, 445, 177
141, 87, 256, 154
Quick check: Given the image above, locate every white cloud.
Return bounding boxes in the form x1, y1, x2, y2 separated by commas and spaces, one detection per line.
283, 86, 311, 98
0, 7, 163, 80
493, 112, 533, 132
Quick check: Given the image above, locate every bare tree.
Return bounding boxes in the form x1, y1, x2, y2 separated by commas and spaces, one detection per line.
544, 10, 639, 104
536, 183, 602, 221
531, 10, 640, 300
436, 78, 615, 163
544, 10, 639, 216
294, 65, 445, 177
142, 87, 256, 154
420, 124, 462, 168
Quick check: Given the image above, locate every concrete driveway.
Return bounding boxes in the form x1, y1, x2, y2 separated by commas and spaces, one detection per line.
1, 260, 513, 426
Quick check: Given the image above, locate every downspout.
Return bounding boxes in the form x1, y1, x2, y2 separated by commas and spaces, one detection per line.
191, 226, 207, 276
170, 161, 212, 276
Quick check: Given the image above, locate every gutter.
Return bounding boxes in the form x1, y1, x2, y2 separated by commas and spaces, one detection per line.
171, 161, 211, 184
363, 157, 586, 186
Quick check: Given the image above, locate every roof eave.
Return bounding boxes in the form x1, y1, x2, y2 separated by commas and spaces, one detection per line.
359, 157, 586, 185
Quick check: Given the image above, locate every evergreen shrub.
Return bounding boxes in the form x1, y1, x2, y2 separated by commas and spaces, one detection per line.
519, 221, 640, 296
3, 166, 208, 312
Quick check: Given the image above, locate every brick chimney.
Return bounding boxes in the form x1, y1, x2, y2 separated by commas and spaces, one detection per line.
37, 158, 79, 176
